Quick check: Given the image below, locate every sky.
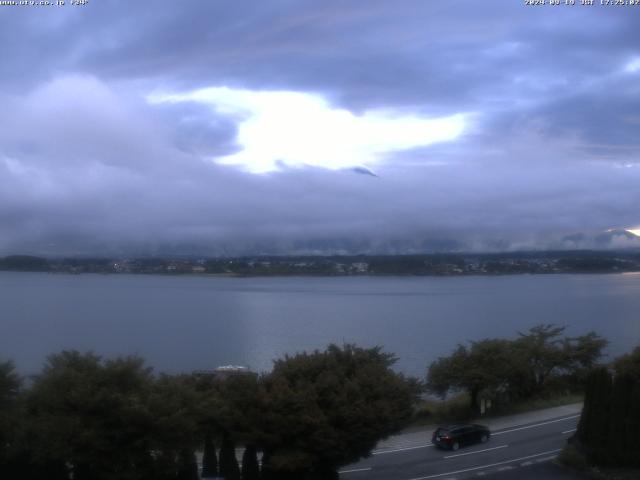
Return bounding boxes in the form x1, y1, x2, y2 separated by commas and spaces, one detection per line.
1, 0, 640, 255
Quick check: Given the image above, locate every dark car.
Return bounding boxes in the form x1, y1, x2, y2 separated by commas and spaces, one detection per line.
432, 424, 491, 451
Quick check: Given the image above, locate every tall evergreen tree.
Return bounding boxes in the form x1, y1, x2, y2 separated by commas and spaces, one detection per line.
607, 374, 634, 465
576, 367, 612, 464
241, 444, 261, 480
201, 432, 218, 478
176, 448, 199, 480
219, 436, 241, 480
627, 382, 640, 467
0, 360, 21, 477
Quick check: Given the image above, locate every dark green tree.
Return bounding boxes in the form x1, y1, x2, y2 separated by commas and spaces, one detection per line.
26, 351, 158, 480
427, 339, 525, 412
0, 360, 22, 478
147, 374, 203, 478
201, 431, 218, 478
219, 435, 241, 480
612, 346, 640, 381
606, 374, 636, 466
428, 325, 608, 411
515, 324, 568, 392
259, 344, 419, 479
576, 367, 612, 464
241, 444, 261, 480
176, 448, 199, 480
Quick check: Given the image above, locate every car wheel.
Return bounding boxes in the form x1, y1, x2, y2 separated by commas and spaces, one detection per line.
480, 434, 488, 443
451, 442, 459, 451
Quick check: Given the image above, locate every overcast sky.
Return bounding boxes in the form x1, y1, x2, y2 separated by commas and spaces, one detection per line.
1, 0, 639, 255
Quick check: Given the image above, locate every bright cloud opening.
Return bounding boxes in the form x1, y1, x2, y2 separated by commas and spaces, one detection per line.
149, 87, 467, 173
624, 57, 640, 74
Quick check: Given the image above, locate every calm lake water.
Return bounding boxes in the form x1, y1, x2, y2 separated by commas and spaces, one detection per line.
1, 272, 639, 377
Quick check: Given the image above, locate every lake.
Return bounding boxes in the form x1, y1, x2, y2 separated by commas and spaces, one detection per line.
1, 272, 639, 377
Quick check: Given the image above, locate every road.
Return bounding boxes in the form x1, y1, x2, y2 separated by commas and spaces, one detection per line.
339, 406, 585, 480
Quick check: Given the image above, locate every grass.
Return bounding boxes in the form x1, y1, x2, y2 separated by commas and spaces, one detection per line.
492, 392, 584, 416
410, 391, 584, 427
411, 393, 474, 426
556, 444, 589, 472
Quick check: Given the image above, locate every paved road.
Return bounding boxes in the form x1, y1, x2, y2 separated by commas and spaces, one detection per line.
339, 405, 585, 480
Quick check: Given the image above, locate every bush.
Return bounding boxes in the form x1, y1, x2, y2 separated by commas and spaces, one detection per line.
557, 444, 589, 471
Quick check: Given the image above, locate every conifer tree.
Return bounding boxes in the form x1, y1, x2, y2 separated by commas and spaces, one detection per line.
176, 448, 199, 480
576, 367, 612, 465
607, 374, 634, 465
219, 436, 241, 480
241, 444, 261, 480
201, 432, 218, 478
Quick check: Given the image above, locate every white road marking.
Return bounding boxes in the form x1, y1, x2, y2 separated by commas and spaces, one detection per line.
406, 448, 562, 480
338, 467, 372, 474
373, 444, 433, 455
476, 473, 486, 476
561, 428, 577, 434
497, 466, 514, 471
521, 461, 533, 466
444, 445, 508, 459
535, 456, 557, 463
491, 415, 580, 436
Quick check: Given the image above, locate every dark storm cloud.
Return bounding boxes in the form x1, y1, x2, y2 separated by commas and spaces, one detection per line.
0, 1, 639, 254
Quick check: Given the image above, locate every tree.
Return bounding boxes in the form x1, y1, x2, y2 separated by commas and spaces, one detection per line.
241, 444, 261, 480
612, 346, 640, 381
26, 351, 158, 480
259, 344, 419, 479
147, 374, 203, 479
0, 360, 20, 407
427, 340, 526, 412
576, 367, 612, 464
176, 448, 199, 480
0, 360, 21, 477
516, 324, 568, 392
427, 325, 608, 412
219, 435, 241, 480
201, 432, 218, 478
575, 363, 640, 468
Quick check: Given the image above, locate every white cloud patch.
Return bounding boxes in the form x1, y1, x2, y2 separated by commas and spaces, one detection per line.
149, 87, 468, 173
623, 57, 640, 74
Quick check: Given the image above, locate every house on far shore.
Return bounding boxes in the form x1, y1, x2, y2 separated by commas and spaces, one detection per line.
193, 365, 254, 380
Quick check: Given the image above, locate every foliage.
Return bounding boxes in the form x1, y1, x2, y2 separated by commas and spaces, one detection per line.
201, 432, 218, 478
0, 255, 49, 271
211, 373, 263, 441
176, 449, 199, 480
0, 360, 21, 476
0, 343, 417, 479
219, 436, 241, 480
427, 324, 607, 413
427, 339, 525, 411
25, 351, 159, 480
259, 344, 420, 478
612, 346, 640, 381
576, 357, 640, 468
557, 444, 589, 471
242, 444, 261, 480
